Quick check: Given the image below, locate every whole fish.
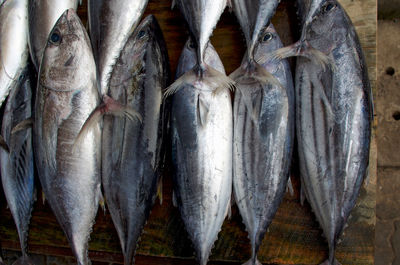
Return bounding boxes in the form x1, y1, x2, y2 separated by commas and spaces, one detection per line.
0, 0, 29, 107
165, 0, 234, 97
170, 39, 232, 265
102, 15, 169, 265
34, 9, 101, 265
270, 1, 373, 264
1, 65, 35, 265
231, 24, 294, 265
88, 0, 148, 95
28, 0, 79, 70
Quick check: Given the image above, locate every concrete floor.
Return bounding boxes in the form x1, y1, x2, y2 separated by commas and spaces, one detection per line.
376, 19, 400, 265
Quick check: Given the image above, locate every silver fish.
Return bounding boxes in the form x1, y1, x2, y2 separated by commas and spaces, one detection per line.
231, 24, 294, 265
88, 0, 148, 95
231, 0, 280, 61
165, 0, 234, 97
0, 0, 29, 107
1, 66, 35, 265
28, 0, 79, 70
102, 15, 169, 265
170, 40, 232, 265
271, 1, 373, 264
34, 9, 101, 265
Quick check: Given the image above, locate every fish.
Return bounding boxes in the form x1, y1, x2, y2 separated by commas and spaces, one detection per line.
0, 0, 29, 108
269, 1, 373, 264
88, 0, 149, 95
170, 39, 232, 265
230, 23, 294, 265
33, 9, 101, 265
101, 15, 170, 265
28, 0, 79, 70
165, 0, 234, 97
0, 65, 35, 265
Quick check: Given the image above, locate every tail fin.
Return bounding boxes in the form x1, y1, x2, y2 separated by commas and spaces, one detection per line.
163, 64, 235, 99
12, 255, 35, 265
73, 95, 142, 152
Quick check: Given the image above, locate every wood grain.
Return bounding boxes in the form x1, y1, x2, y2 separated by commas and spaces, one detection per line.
0, 0, 376, 264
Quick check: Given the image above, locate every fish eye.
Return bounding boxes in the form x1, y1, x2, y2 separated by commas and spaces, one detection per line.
137, 30, 146, 39
50, 31, 61, 44
323, 2, 336, 13
262, 32, 273, 42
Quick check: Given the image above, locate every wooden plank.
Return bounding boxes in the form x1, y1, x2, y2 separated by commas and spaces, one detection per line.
0, 0, 376, 264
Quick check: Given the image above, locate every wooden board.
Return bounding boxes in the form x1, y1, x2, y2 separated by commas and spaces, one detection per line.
0, 0, 376, 264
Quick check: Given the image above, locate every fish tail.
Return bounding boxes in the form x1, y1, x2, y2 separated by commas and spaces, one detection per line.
163, 64, 235, 99
12, 255, 35, 265
73, 95, 142, 152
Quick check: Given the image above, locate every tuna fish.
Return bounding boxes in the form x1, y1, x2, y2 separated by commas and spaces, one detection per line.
269, 1, 373, 264
28, 0, 79, 70
0, 0, 29, 107
34, 9, 101, 265
165, 0, 234, 97
230, 23, 294, 265
101, 15, 170, 265
88, 0, 149, 95
170, 39, 232, 265
1, 65, 35, 265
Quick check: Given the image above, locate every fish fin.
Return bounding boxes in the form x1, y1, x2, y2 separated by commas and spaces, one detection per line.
172, 191, 178, 207
230, 63, 281, 123
157, 176, 163, 205
267, 41, 334, 71
0, 135, 9, 152
300, 185, 305, 206
286, 177, 294, 196
319, 258, 342, 265
205, 65, 235, 96
11, 118, 33, 134
171, 0, 176, 9
197, 94, 210, 127
309, 71, 334, 119
12, 255, 35, 265
163, 69, 196, 98
73, 95, 142, 152
242, 258, 262, 265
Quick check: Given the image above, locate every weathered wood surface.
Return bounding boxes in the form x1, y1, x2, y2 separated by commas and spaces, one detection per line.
0, 0, 376, 264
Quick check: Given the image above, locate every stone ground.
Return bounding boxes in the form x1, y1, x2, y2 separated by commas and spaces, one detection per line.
375, 19, 400, 265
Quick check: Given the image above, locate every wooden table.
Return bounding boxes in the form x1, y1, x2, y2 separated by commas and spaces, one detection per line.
0, 0, 377, 264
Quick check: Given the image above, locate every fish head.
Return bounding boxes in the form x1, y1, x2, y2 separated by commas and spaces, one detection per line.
301, 0, 349, 53
232, 0, 280, 60
39, 8, 94, 91
176, 39, 224, 79
253, 23, 283, 74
